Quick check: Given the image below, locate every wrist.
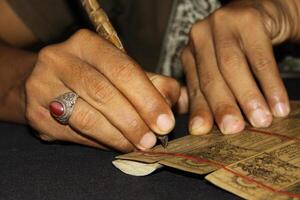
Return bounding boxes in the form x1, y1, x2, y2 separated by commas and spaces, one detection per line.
0, 45, 37, 124
0, 84, 26, 123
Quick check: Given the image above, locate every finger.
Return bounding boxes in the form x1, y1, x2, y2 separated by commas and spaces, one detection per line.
67, 30, 175, 135
52, 57, 157, 150
175, 86, 189, 114
146, 72, 188, 114
191, 21, 245, 134
213, 22, 272, 128
240, 24, 290, 117
26, 104, 107, 149
181, 46, 213, 135
69, 98, 134, 152
146, 72, 181, 106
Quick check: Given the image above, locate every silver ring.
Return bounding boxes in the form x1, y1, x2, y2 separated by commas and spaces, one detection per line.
50, 92, 79, 124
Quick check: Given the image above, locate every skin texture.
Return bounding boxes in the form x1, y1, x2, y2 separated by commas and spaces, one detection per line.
0, 41, 36, 123
0, 0, 37, 47
0, 2, 183, 152
26, 30, 183, 152
0, 31, 181, 152
181, 0, 300, 135
1, 0, 300, 152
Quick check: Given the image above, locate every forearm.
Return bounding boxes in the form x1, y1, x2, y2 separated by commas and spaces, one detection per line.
0, 41, 37, 123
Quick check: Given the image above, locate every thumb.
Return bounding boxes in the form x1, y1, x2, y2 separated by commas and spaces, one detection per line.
146, 72, 181, 107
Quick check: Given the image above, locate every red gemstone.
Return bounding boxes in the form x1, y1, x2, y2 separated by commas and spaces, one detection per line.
49, 101, 64, 117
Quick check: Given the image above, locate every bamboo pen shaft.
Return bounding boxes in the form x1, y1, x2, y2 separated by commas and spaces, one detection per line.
81, 0, 125, 51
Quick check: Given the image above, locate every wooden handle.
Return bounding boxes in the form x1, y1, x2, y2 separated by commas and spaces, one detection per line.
81, 0, 125, 52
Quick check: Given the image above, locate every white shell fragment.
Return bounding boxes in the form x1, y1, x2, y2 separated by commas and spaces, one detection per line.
112, 159, 163, 176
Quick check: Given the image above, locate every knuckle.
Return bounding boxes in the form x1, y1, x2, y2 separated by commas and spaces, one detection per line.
240, 8, 261, 23
126, 118, 140, 130
211, 9, 231, 24
219, 53, 242, 74
67, 29, 97, 50
199, 71, 217, 93
72, 29, 94, 40
252, 56, 273, 73
143, 99, 162, 114
189, 21, 208, 43
88, 78, 116, 106
213, 7, 260, 25
189, 86, 201, 99
38, 46, 59, 63
111, 61, 138, 81
73, 108, 97, 132
217, 37, 236, 50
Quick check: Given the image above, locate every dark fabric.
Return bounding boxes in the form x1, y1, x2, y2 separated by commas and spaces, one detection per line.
7, 0, 78, 44
7, 0, 172, 71
0, 116, 239, 200
118, 0, 172, 72
0, 79, 299, 200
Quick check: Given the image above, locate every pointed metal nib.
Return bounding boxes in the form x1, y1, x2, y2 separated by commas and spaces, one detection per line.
157, 135, 168, 148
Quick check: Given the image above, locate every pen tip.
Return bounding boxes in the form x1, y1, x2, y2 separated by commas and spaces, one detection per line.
158, 136, 168, 148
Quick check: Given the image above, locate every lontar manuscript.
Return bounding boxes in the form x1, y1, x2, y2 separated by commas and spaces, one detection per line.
113, 101, 300, 200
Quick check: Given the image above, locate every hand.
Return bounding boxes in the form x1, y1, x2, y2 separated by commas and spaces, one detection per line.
25, 29, 180, 152
181, 0, 298, 135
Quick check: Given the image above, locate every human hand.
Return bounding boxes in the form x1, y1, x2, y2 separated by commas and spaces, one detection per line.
25, 29, 180, 152
181, 0, 298, 135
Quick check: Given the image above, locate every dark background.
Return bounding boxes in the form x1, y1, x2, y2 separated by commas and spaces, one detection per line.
0, 116, 241, 200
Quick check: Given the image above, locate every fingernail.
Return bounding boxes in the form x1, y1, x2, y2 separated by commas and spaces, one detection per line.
190, 117, 205, 135
221, 115, 244, 134
156, 114, 175, 133
138, 132, 157, 150
250, 109, 272, 128
274, 102, 290, 117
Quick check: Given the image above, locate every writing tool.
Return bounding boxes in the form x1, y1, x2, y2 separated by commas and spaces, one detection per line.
81, 0, 169, 148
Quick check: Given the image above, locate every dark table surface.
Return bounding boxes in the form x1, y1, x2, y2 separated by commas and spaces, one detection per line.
0, 79, 299, 200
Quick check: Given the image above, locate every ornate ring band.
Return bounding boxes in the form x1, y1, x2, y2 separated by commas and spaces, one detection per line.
49, 92, 78, 124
